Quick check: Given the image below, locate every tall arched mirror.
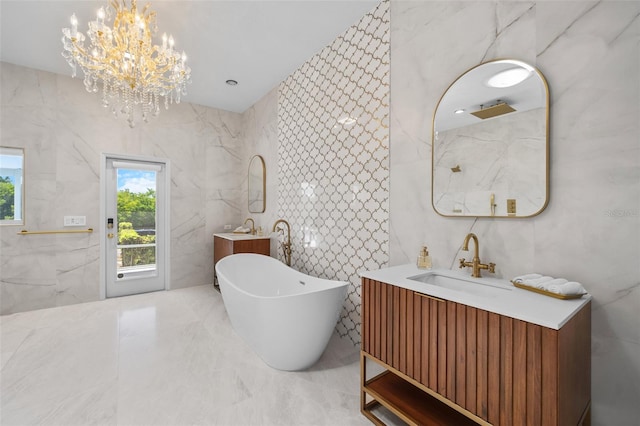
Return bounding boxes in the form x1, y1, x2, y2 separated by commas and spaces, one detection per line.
432, 59, 549, 217
248, 155, 266, 213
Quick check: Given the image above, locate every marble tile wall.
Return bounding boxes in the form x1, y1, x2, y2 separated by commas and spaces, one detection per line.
240, 88, 279, 243
390, 1, 639, 424
0, 62, 244, 315
277, 1, 390, 345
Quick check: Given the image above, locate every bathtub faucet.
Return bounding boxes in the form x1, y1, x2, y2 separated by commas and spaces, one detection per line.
272, 219, 292, 266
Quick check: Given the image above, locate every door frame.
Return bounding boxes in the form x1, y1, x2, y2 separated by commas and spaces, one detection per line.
100, 152, 171, 299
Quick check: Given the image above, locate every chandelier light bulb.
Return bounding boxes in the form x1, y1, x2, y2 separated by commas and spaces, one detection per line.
61, 0, 192, 127
70, 14, 78, 36
97, 7, 105, 23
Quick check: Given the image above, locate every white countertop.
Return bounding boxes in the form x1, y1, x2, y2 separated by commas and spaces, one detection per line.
359, 264, 591, 330
213, 233, 271, 241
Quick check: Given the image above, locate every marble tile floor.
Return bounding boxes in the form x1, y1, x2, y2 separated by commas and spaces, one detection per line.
0, 285, 394, 426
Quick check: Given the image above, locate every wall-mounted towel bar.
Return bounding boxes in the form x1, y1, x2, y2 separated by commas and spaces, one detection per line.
17, 228, 93, 235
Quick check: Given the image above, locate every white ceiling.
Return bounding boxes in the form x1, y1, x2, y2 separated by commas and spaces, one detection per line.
0, 0, 379, 113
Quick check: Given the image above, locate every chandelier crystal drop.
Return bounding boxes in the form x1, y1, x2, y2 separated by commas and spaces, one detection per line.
61, 0, 191, 127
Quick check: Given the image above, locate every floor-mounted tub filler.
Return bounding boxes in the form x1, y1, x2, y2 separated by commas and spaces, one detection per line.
215, 253, 349, 371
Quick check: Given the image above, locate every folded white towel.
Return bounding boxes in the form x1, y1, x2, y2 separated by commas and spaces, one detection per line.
523, 276, 554, 289
529, 278, 567, 291
547, 281, 586, 296
512, 273, 542, 283
543, 278, 568, 289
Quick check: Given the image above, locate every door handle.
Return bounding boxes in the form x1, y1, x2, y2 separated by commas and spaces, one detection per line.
107, 233, 114, 239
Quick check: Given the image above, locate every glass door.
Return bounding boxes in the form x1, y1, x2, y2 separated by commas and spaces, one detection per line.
105, 157, 167, 298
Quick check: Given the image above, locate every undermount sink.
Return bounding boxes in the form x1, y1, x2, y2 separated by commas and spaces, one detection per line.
408, 270, 512, 297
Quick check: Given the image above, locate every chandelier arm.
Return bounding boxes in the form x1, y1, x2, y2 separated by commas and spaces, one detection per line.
68, 43, 103, 72
70, 37, 125, 79
110, 0, 123, 16
141, 4, 154, 21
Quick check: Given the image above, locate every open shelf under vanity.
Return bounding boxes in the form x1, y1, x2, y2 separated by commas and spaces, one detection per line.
362, 353, 480, 426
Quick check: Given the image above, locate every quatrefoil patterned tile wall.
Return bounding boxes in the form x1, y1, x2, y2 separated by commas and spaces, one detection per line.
277, 0, 389, 346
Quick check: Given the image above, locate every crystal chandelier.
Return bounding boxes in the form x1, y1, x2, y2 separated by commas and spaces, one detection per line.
61, 0, 191, 127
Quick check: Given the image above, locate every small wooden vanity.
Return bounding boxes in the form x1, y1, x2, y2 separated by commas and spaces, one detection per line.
213, 233, 271, 283
360, 266, 591, 426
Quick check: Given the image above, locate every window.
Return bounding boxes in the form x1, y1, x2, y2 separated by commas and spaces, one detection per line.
0, 147, 24, 225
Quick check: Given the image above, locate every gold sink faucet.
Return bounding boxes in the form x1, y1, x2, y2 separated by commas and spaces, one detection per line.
272, 219, 292, 266
459, 233, 496, 278
244, 218, 256, 235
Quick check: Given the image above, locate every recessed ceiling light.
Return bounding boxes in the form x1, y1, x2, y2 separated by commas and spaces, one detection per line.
487, 68, 532, 88
226, 79, 238, 86
454, 109, 465, 114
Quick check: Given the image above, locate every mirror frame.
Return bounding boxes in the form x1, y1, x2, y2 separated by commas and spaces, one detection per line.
432, 59, 550, 218
248, 154, 266, 213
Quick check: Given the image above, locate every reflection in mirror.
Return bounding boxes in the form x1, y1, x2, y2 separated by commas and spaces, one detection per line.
432, 59, 549, 218
248, 155, 266, 213
0, 147, 24, 225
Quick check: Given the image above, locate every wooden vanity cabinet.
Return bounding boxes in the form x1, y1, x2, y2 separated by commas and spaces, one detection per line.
361, 278, 591, 426
213, 235, 270, 264
213, 235, 270, 284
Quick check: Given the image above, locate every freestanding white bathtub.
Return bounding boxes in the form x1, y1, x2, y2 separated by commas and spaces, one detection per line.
215, 253, 348, 371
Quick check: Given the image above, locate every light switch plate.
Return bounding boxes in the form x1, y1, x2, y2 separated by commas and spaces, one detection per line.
64, 216, 86, 226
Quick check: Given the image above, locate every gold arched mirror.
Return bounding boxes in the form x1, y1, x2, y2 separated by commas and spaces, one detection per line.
432, 59, 549, 217
248, 155, 266, 213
